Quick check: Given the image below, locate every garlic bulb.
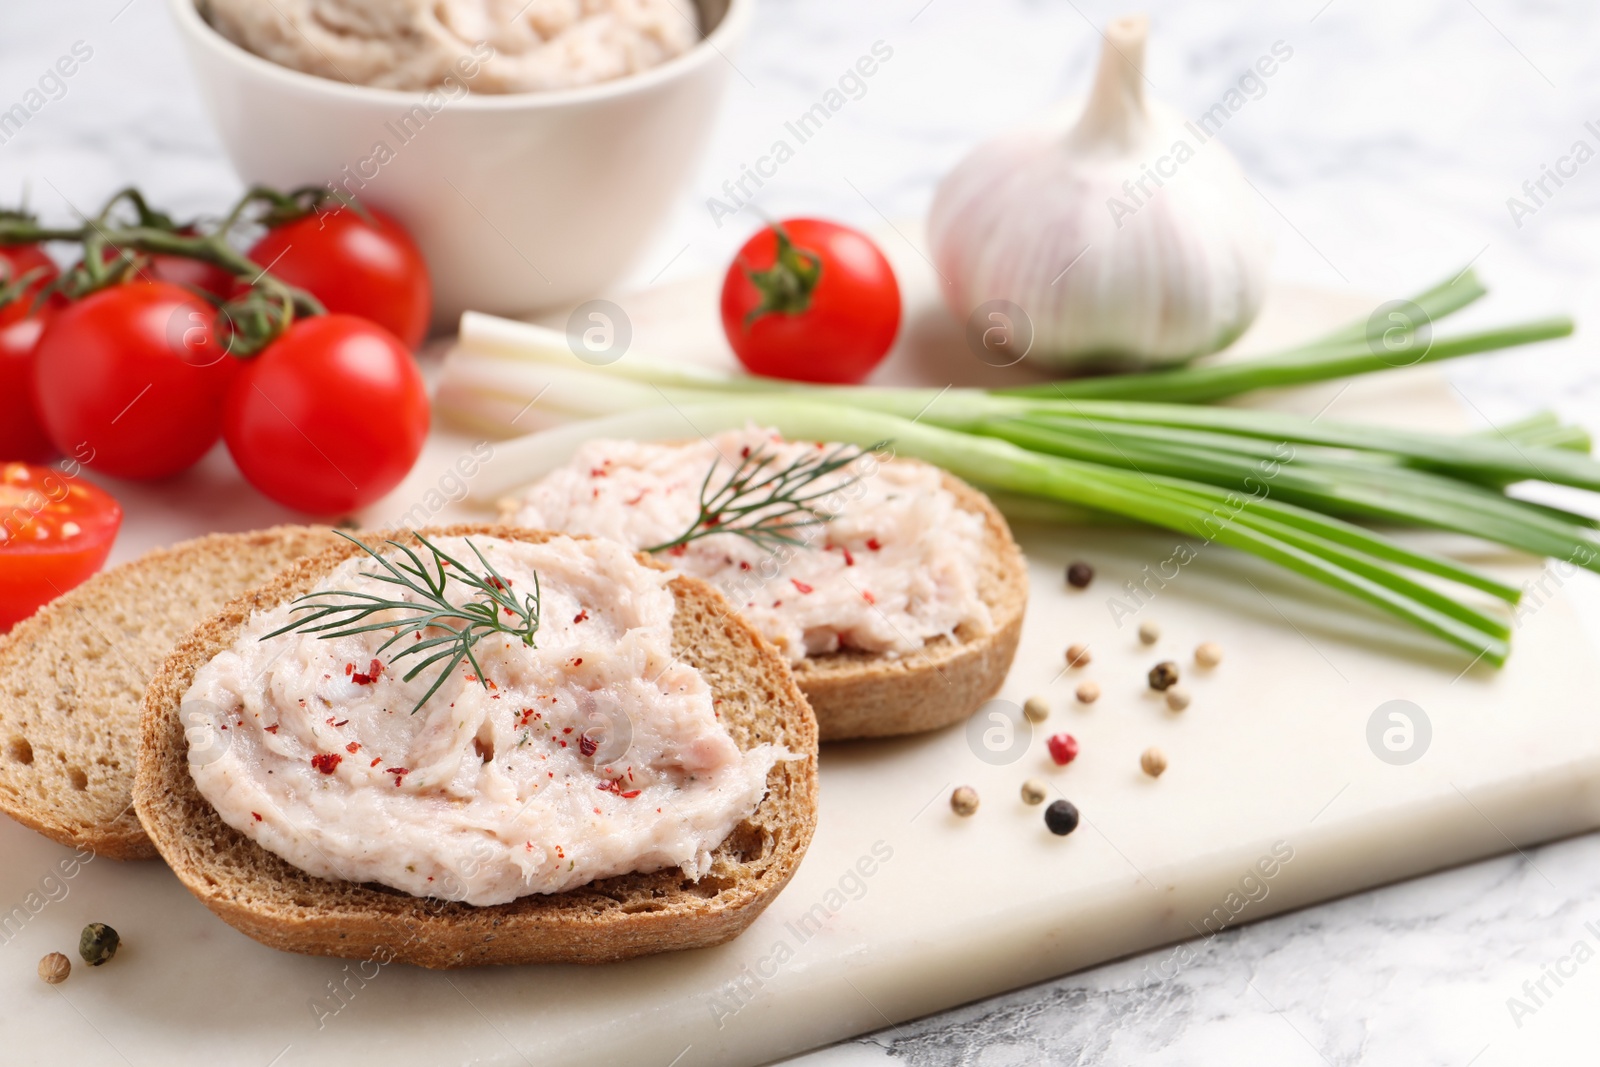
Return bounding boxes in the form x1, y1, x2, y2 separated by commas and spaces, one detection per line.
928, 15, 1269, 371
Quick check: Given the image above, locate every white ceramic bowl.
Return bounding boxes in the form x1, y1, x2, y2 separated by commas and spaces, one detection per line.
168, 0, 749, 328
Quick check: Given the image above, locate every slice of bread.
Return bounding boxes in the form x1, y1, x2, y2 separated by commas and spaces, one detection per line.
795, 473, 1027, 741
0, 526, 344, 860
502, 460, 1028, 742
134, 524, 820, 968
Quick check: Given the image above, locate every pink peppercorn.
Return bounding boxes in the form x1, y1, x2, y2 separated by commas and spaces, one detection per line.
1047, 733, 1079, 766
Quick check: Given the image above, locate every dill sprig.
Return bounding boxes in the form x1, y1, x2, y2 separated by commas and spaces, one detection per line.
263, 531, 541, 714
643, 440, 887, 555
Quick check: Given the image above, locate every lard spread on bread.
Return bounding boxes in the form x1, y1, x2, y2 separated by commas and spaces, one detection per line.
183, 534, 779, 907
503, 427, 994, 664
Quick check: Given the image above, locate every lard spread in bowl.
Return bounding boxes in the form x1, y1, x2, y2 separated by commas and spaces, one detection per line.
198, 0, 700, 92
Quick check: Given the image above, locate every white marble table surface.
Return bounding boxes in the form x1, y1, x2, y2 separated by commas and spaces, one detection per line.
3, 1, 1599, 1064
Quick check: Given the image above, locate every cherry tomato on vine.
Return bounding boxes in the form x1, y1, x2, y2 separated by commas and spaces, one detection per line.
99, 232, 236, 299
719, 219, 901, 385
31, 281, 239, 480
0, 245, 64, 462
223, 315, 429, 516
0, 243, 61, 328
248, 206, 432, 350
0, 462, 122, 631
0, 315, 56, 463
145, 251, 236, 299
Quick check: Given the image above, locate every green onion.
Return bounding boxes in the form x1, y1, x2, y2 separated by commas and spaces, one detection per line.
439, 266, 1584, 668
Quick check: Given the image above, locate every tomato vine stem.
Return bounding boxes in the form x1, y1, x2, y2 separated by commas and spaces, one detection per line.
0, 184, 337, 356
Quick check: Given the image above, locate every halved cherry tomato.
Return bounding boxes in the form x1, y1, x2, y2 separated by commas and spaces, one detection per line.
31, 281, 239, 480
223, 315, 429, 515
0, 462, 122, 631
720, 219, 901, 384
248, 206, 432, 350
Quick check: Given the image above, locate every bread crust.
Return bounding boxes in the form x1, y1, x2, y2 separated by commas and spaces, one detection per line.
0, 526, 345, 859
795, 473, 1028, 741
133, 524, 819, 968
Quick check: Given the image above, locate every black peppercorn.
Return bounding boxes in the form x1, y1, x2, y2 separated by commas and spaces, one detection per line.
1148, 661, 1180, 691
1065, 561, 1094, 589
78, 923, 119, 967
1044, 799, 1079, 835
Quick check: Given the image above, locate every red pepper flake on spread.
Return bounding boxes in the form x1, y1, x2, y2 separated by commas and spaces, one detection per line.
571, 658, 583, 666
863, 590, 876, 605
589, 467, 607, 478
264, 723, 280, 734
866, 538, 883, 551
371, 757, 382, 767
791, 579, 814, 594
345, 741, 361, 754
351, 658, 382, 685
252, 812, 263, 822
579, 732, 598, 757
668, 544, 687, 557
624, 489, 650, 506
573, 609, 589, 624
386, 767, 410, 786
311, 753, 342, 775
344, 662, 354, 675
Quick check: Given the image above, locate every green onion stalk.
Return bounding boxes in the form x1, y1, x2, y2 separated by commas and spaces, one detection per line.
439, 268, 1588, 668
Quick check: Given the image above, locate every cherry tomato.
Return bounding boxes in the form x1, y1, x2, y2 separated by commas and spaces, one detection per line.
223, 315, 429, 515
0, 462, 122, 631
0, 244, 61, 328
248, 206, 432, 350
0, 245, 65, 462
144, 251, 237, 300
31, 281, 239, 480
720, 219, 901, 385
0, 316, 55, 462
99, 235, 236, 299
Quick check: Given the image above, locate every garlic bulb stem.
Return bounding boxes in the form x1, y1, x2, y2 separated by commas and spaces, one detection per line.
1069, 15, 1150, 154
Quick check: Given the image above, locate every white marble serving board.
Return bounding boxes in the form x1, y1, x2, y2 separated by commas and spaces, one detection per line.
3, 243, 1598, 1067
